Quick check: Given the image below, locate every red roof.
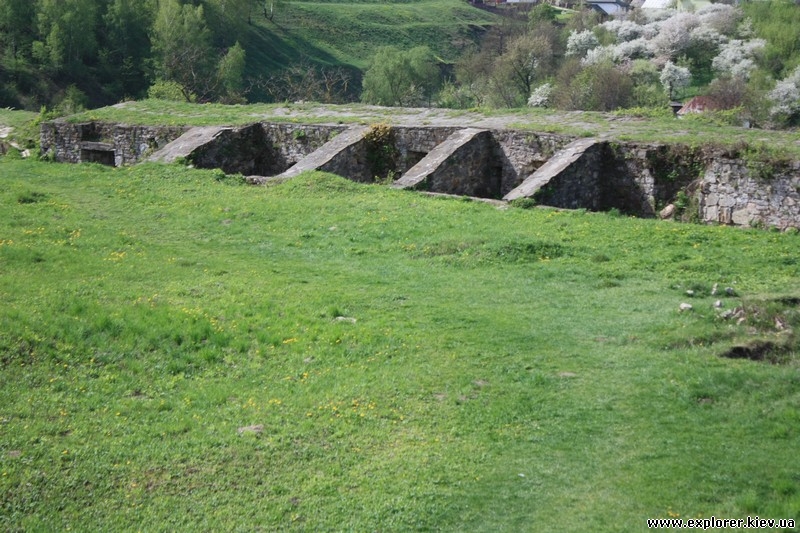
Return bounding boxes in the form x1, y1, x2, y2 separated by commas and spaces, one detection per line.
677, 96, 719, 115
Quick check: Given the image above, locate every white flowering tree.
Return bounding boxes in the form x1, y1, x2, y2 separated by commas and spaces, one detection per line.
600, 20, 644, 43
711, 39, 766, 80
613, 38, 653, 62
581, 46, 615, 66
660, 61, 691, 100
696, 4, 741, 36
527, 82, 553, 108
650, 13, 700, 60
566, 30, 599, 59
768, 66, 800, 125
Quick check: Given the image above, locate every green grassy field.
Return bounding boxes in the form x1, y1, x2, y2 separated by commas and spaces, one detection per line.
1, 158, 799, 531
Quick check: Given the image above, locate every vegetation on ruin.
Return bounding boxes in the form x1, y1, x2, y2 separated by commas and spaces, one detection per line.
38, 99, 800, 160
1, 158, 799, 530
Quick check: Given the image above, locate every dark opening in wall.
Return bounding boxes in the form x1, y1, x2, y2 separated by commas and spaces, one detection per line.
484, 163, 504, 199
406, 150, 427, 170
81, 148, 115, 166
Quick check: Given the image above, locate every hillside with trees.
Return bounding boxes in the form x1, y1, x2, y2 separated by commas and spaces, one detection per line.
1, 0, 799, 128
446, 1, 799, 128
0, 0, 496, 110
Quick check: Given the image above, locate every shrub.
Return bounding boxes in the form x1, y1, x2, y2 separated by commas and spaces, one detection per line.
527, 83, 553, 108
147, 79, 195, 102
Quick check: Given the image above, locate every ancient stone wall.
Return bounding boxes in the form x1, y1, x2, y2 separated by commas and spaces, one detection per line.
700, 159, 800, 229
490, 131, 572, 195
602, 143, 704, 217
41, 121, 186, 166
41, 119, 800, 229
528, 142, 607, 210
262, 124, 348, 173
393, 129, 499, 196
392, 127, 459, 177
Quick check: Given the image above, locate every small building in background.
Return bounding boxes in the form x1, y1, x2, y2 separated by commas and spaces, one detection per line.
586, 0, 630, 17
676, 96, 720, 116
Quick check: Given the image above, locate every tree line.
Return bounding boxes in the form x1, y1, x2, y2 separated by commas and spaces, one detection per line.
0, 0, 267, 110
361, 1, 800, 128
2, 0, 799, 129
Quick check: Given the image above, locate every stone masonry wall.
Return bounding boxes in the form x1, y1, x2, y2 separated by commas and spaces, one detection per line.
41, 120, 800, 229
530, 142, 607, 210
263, 124, 348, 173
491, 131, 573, 195
602, 143, 704, 217
700, 159, 800, 229
392, 127, 459, 178
41, 121, 186, 166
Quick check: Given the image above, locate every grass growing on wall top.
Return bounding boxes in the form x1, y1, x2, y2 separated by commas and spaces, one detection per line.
61, 100, 800, 159
0, 159, 799, 530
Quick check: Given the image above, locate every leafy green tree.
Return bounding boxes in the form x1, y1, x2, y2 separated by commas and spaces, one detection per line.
100, 0, 155, 99
528, 4, 558, 27
217, 41, 246, 102
152, 0, 215, 101
629, 59, 668, 108
0, 0, 36, 59
33, 0, 99, 70
203, 0, 252, 45
148, 79, 193, 101
496, 33, 554, 106
361, 46, 440, 107
743, 0, 800, 78
555, 60, 633, 111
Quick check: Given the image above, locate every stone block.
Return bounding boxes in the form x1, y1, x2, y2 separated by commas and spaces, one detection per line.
732, 208, 751, 225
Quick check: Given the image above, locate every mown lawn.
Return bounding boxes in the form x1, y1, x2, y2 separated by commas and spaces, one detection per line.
0, 159, 799, 531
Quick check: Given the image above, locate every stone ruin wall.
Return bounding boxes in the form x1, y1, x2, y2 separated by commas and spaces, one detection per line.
489, 130, 573, 194
40, 120, 800, 230
188, 123, 350, 176
41, 121, 187, 166
603, 143, 800, 230
700, 159, 800, 230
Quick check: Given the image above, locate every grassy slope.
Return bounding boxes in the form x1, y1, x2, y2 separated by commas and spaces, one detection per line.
1, 159, 799, 530
0, 109, 38, 131
242, 0, 496, 77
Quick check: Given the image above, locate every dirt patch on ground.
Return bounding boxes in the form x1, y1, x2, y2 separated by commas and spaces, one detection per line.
721, 341, 784, 362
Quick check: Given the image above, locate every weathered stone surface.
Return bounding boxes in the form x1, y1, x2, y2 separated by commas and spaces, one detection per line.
41, 119, 800, 229
41, 121, 187, 166
392, 128, 498, 197
275, 125, 369, 181
659, 204, 676, 219
148, 126, 233, 164
503, 138, 600, 202
731, 208, 751, 225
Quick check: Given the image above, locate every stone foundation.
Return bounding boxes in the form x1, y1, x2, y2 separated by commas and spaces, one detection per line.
41, 119, 800, 230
